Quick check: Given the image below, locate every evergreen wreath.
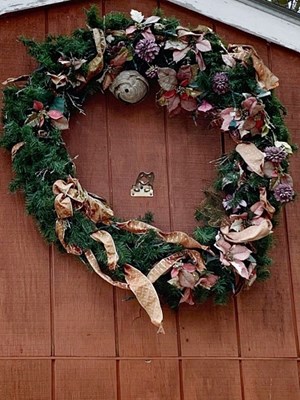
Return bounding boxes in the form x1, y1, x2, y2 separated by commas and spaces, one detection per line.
1, 7, 296, 331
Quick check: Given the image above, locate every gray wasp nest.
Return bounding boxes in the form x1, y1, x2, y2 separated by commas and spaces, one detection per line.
109, 70, 149, 104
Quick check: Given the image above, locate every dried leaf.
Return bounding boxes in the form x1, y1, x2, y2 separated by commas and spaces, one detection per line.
130, 9, 144, 23
2, 74, 29, 85
236, 143, 265, 177
51, 115, 69, 130
87, 29, 106, 81
91, 230, 119, 270
221, 219, 273, 243
124, 264, 164, 333
157, 67, 177, 91
11, 141, 25, 160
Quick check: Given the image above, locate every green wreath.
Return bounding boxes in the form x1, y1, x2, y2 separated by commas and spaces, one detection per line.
1, 7, 295, 331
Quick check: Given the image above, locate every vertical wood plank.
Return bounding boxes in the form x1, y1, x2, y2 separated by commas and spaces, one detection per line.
119, 360, 181, 400
0, 360, 51, 400
0, 10, 51, 357
270, 45, 300, 355
55, 360, 117, 400
47, 2, 116, 357
182, 360, 242, 400
104, 0, 179, 355
179, 302, 238, 356
242, 360, 300, 400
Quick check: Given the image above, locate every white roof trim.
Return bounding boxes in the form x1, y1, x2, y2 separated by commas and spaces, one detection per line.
168, 0, 300, 53
0, 0, 299, 52
0, 0, 71, 15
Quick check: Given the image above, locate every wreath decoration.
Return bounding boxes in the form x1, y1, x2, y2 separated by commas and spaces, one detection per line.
1, 7, 295, 332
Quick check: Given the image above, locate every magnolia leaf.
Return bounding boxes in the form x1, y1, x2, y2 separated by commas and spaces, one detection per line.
275, 141, 293, 154
198, 100, 213, 112
195, 39, 212, 52
47, 73, 68, 88
48, 109, 64, 120
173, 47, 190, 63
144, 15, 160, 25
157, 67, 177, 91
51, 116, 69, 130
236, 143, 265, 177
164, 40, 187, 51
130, 9, 144, 23
222, 54, 236, 68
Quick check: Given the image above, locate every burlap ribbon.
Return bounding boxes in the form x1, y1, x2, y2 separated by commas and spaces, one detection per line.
53, 177, 210, 332
86, 29, 106, 82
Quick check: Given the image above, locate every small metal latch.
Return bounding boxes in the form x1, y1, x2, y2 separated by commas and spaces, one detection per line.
131, 172, 154, 197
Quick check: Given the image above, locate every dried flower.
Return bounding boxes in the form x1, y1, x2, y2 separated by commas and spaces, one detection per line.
135, 39, 160, 62
212, 72, 230, 94
273, 183, 294, 203
264, 146, 287, 163
215, 234, 251, 279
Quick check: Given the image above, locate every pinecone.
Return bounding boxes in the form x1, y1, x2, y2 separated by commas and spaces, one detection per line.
274, 183, 294, 203
135, 39, 160, 62
212, 72, 230, 95
145, 65, 159, 78
264, 146, 287, 163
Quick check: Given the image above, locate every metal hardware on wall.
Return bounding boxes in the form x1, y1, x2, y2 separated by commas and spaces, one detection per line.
131, 172, 154, 197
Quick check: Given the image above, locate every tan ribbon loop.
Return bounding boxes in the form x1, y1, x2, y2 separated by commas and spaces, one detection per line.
85, 250, 129, 290
124, 264, 165, 334
11, 142, 25, 160
85, 195, 114, 224
55, 219, 82, 255
53, 176, 114, 224
87, 29, 106, 81
147, 252, 185, 283
54, 193, 73, 219
221, 218, 273, 243
259, 187, 275, 218
236, 143, 265, 177
158, 231, 209, 250
115, 220, 160, 234
90, 230, 119, 270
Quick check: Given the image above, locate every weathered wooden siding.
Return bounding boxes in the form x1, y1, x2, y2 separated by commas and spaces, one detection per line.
0, 1, 299, 399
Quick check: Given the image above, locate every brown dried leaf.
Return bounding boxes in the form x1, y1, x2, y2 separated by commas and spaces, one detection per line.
236, 143, 265, 177
11, 141, 25, 160
87, 29, 106, 81
2, 74, 29, 85
221, 219, 273, 243
157, 67, 177, 91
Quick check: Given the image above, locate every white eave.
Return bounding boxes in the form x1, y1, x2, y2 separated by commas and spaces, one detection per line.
1, 0, 300, 53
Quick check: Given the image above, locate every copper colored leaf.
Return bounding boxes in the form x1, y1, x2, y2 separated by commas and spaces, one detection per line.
157, 67, 177, 91
236, 143, 265, 177
51, 115, 69, 130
